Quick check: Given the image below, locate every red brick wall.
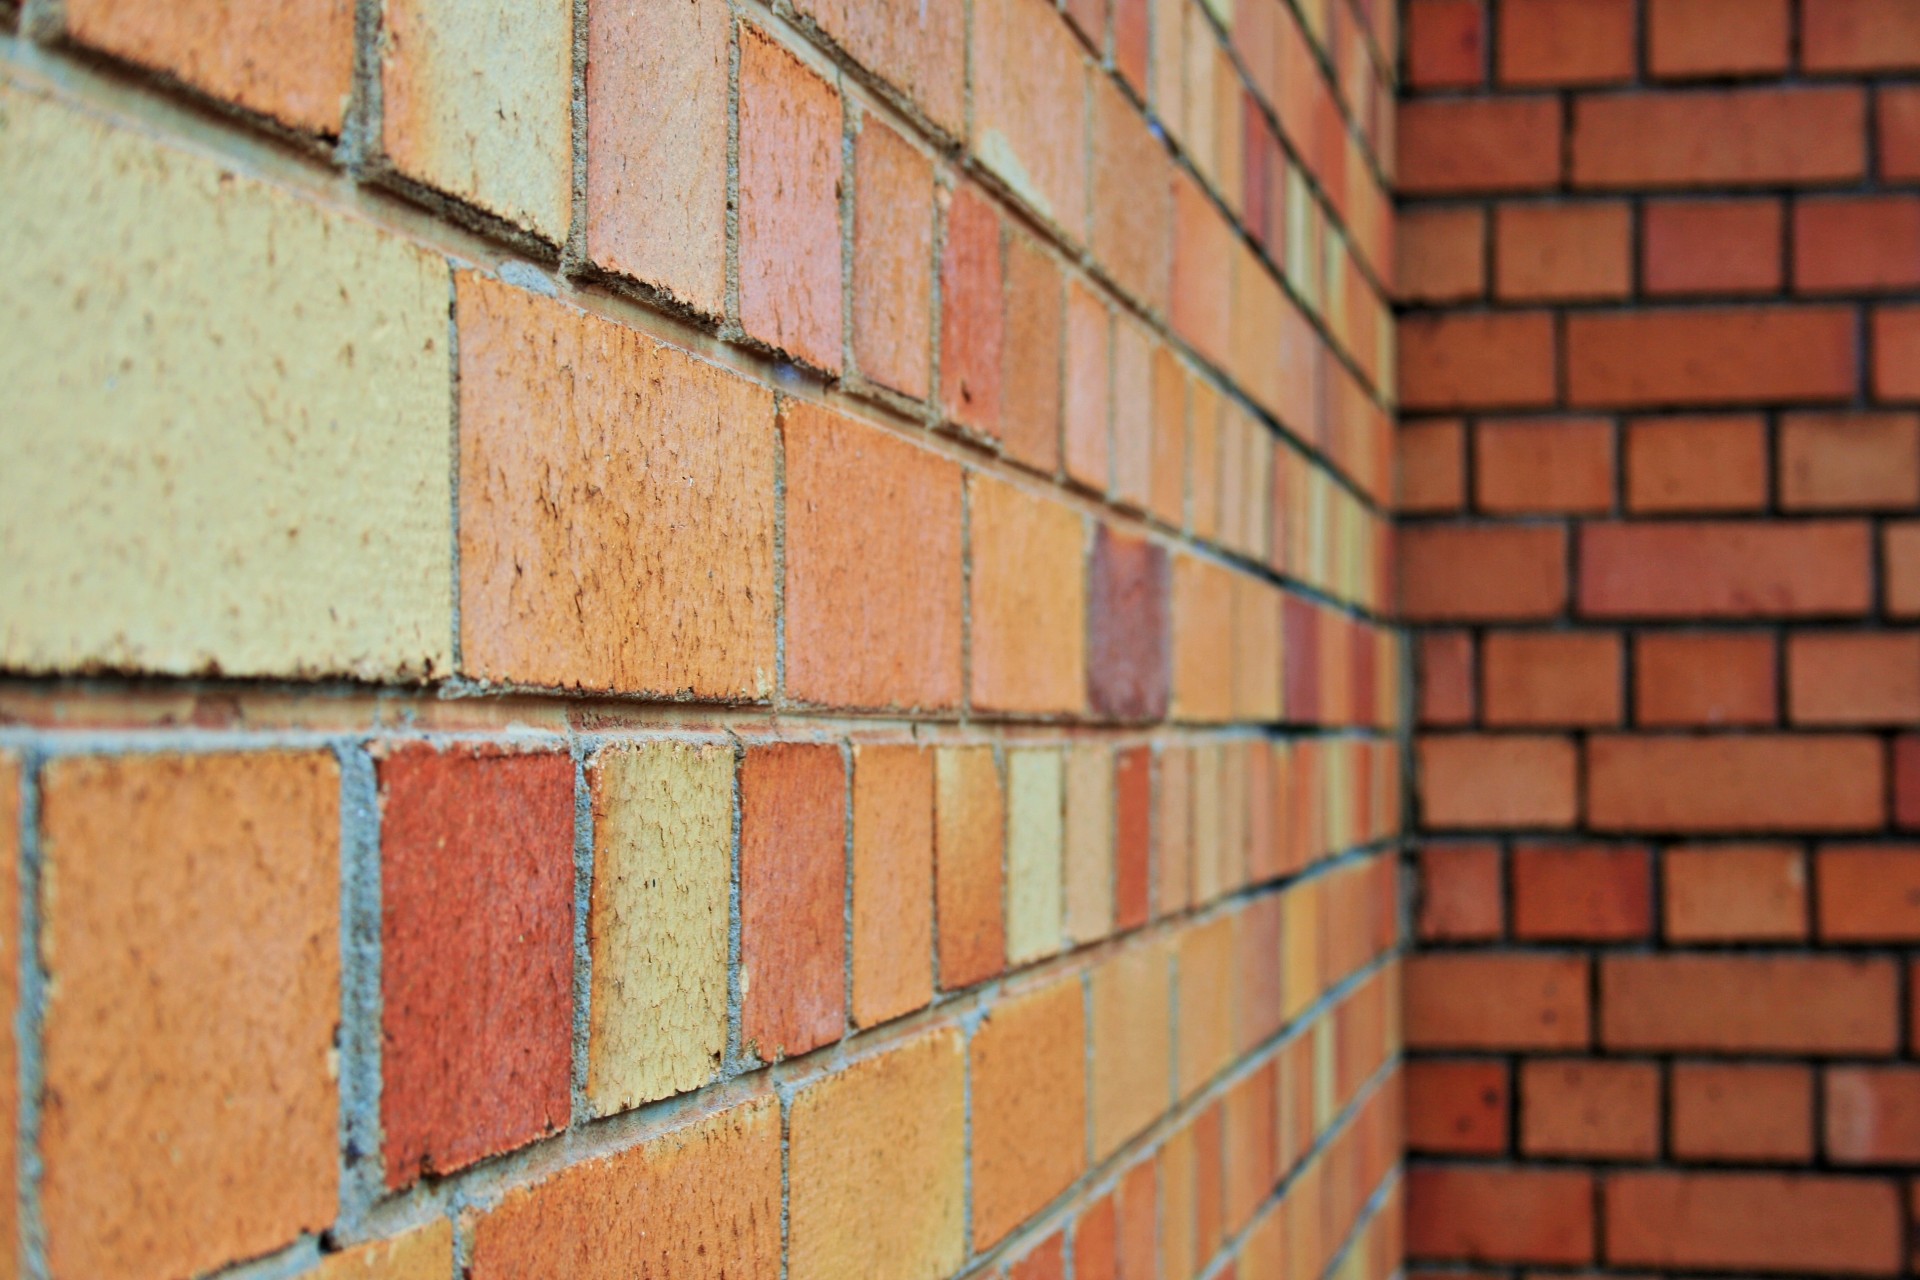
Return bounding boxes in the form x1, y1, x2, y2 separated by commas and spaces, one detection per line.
0, 0, 1400, 1276
1398, 0, 1920, 1275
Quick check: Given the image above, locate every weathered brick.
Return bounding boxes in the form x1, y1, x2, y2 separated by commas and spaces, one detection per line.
1006, 749, 1066, 965
1826, 1066, 1920, 1162
792, 0, 966, 135
935, 746, 1005, 989
1606, 1171, 1901, 1275
1521, 1059, 1658, 1159
741, 743, 846, 1061
41, 753, 340, 1279
316, 1221, 454, 1279
1580, 520, 1872, 618
852, 118, 934, 398
1664, 844, 1806, 942
943, 184, 1006, 436
1087, 526, 1171, 721
1406, 1059, 1508, 1154
1602, 954, 1899, 1054
973, 979, 1089, 1247
852, 744, 935, 1025
970, 476, 1087, 714
1405, 953, 1590, 1049
973, 0, 1090, 230
1588, 734, 1884, 833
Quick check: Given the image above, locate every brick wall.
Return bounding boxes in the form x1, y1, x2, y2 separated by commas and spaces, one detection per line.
0, 0, 1400, 1277
1398, 0, 1920, 1276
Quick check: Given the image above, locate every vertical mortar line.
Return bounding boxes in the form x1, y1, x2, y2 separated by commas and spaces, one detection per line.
445, 270, 464, 678
16, 752, 46, 1280
724, 731, 749, 1075
930, 169, 952, 441
335, 740, 389, 1232
841, 94, 860, 387
961, 467, 975, 722
773, 391, 790, 709
777, 1085, 793, 1280
563, 0, 591, 272
724, 8, 745, 341
340, 0, 387, 175
567, 741, 597, 1124
840, 738, 857, 1042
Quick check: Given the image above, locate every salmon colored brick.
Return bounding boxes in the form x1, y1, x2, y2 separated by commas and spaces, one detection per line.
1001, 230, 1063, 471
1398, 98, 1563, 195
316, 1221, 453, 1279
1573, 88, 1867, 188
1418, 735, 1578, 829
1580, 520, 1872, 618
791, 0, 965, 135
1497, 0, 1634, 85
1890, 522, 1920, 617
789, 1031, 966, 1280
457, 275, 777, 698
1790, 633, 1920, 725
1065, 281, 1112, 491
470, 1099, 781, 1277
1405, 0, 1487, 88
1664, 844, 1806, 942
1671, 1062, 1813, 1162
1405, 953, 1590, 1050
1588, 734, 1883, 832
1649, 0, 1791, 77
586, 0, 729, 313
972, 979, 1089, 1248
1113, 0, 1149, 93
40, 753, 340, 1280
1399, 312, 1557, 411
1399, 208, 1484, 305
851, 744, 934, 1026
1803, 0, 1920, 71
1796, 197, 1920, 292
783, 402, 964, 710
740, 743, 847, 1060
1075, 1193, 1119, 1280
1601, 953, 1898, 1054
1642, 199, 1784, 296
1093, 77, 1174, 311
852, 118, 934, 398
1091, 941, 1173, 1157
1567, 307, 1856, 408
1874, 305, 1920, 400
1400, 524, 1568, 622
1625, 415, 1771, 512
1480, 632, 1620, 727
1173, 172, 1234, 370
1406, 1060, 1509, 1154
1606, 1171, 1901, 1276
1416, 631, 1476, 727
1780, 412, 1920, 510
1493, 203, 1631, 302
1880, 87, 1920, 180
1827, 1066, 1920, 1162
943, 184, 1006, 437
1149, 348, 1188, 526
969, 476, 1087, 714
1115, 1159, 1158, 1280
1512, 843, 1650, 941
739, 28, 843, 371
1521, 1059, 1659, 1159
1817, 845, 1920, 940
1417, 842, 1504, 940
65, 0, 354, 134
972, 0, 1089, 230
934, 746, 1006, 990
1636, 632, 1775, 727
1399, 421, 1466, 514
380, 746, 571, 1185
1475, 418, 1615, 515
1406, 1166, 1594, 1265
1177, 916, 1238, 1095
1064, 745, 1115, 944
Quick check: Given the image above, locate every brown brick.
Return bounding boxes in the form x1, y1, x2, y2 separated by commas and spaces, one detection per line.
1625, 415, 1771, 512
1671, 1062, 1813, 1161
1635, 632, 1776, 726
1664, 845, 1806, 942
1521, 1059, 1659, 1159
1580, 520, 1872, 618
1888, 523, 1920, 617
1818, 845, 1920, 941
942, 184, 1006, 437
1087, 526, 1171, 721
1826, 1066, 1920, 1162
1494, 203, 1631, 301
792, 0, 964, 135
1566, 307, 1857, 408
1400, 525, 1569, 622
1606, 1171, 1901, 1275
1398, 208, 1485, 305
1602, 954, 1898, 1055
973, 979, 1089, 1248
1419, 735, 1579, 829
852, 744, 934, 1026
852, 118, 934, 397
1780, 412, 1920, 511
1803, 0, 1920, 71
1498, 0, 1635, 85
1797, 197, 1920, 293
1573, 87, 1866, 188
1482, 632, 1621, 727
1399, 312, 1557, 412
1880, 87, 1920, 180
1588, 734, 1884, 833
1649, 0, 1791, 77
1643, 199, 1784, 296
1398, 98, 1564, 195
935, 746, 1005, 990
969, 476, 1087, 714
1406, 953, 1590, 1050
1790, 634, 1920, 726
1406, 1165, 1594, 1265
1874, 304, 1920, 400
741, 743, 847, 1061
1406, 1060, 1509, 1154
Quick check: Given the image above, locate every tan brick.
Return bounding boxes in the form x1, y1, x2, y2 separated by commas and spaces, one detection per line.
0, 86, 452, 680
586, 742, 732, 1113
852, 744, 935, 1025
457, 274, 776, 697
970, 477, 1088, 714
852, 117, 935, 398
936, 746, 1006, 989
1007, 749, 1066, 965
790, 1032, 967, 1280
315, 1221, 454, 1279
41, 754, 340, 1280
973, 979, 1089, 1247
973, 0, 1091, 230
1178, 915, 1238, 1096
1065, 744, 1115, 944
1092, 940, 1173, 1157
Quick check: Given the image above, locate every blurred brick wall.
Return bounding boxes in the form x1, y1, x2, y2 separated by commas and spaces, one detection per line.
1398, 0, 1920, 1275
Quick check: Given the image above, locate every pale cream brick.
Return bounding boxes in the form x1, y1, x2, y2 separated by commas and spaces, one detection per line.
1006, 748, 1064, 965
314, 1221, 453, 1279
1064, 743, 1114, 945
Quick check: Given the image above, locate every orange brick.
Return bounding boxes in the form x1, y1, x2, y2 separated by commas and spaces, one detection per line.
1818, 845, 1920, 940
1567, 307, 1856, 408
1624, 415, 1770, 512
41, 753, 339, 1280
1065, 280, 1112, 491
1607, 1171, 1900, 1276
1580, 520, 1872, 618
1406, 953, 1590, 1050
1419, 735, 1579, 829
1223, 1065, 1277, 1232
1399, 312, 1557, 412
1573, 87, 1866, 188
1797, 196, 1920, 293
1172, 172, 1234, 369
935, 746, 1006, 990
851, 744, 934, 1026
1649, 0, 1791, 77
1498, 0, 1634, 85
942, 183, 1005, 437
1521, 1059, 1659, 1159
1001, 230, 1063, 471
1493, 203, 1631, 301
1399, 420, 1466, 514
1827, 1066, 1920, 1162
1475, 417, 1614, 515
1416, 631, 1476, 727
1398, 98, 1564, 195
972, 979, 1089, 1248
1891, 522, 1920, 617
738, 27, 843, 372
1601, 953, 1898, 1054
1008, 1235, 1065, 1280
1398, 207, 1485, 304
317, 1222, 452, 1278
1781, 412, 1920, 510
1671, 1062, 1813, 1161
1790, 634, 1920, 726
969, 476, 1086, 714
1400, 525, 1569, 622
1481, 632, 1620, 727
1406, 1059, 1509, 1154
1512, 843, 1650, 941
1589, 734, 1884, 833
791, 0, 965, 134
783, 402, 963, 710
1417, 842, 1503, 940
852, 118, 934, 398
1093, 77, 1173, 310
1664, 844, 1806, 942
1635, 632, 1776, 727
1803, 0, 1920, 71
1880, 86, 1920, 180
1406, 1166, 1594, 1265
1642, 199, 1784, 296
972, 0, 1089, 232
1114, 747, 1152, 930
1091, 942, 1172, 1158
1405, 0, 1487, 88
1177, 916, 1237, 1095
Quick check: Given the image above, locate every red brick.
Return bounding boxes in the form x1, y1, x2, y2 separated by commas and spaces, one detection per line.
1573, 87, 1867, 188
1400, 525, 1568, 622
1672, 1062, 1813, 1162
1879, 86, 1920, 180
1417, 842, 1504, 940
942, 184, 1005, 437
741, 743, 846, 1061
1664, 844, 1806, 942
1781, 412, 1920, 510
1398, 208, 1485, 305
1874, 305, 1920, 400
1113, 0, 1149, 93
1498, 0, 1634, 85
1093, 77, 1173, 311
969, 476, 1087, 714
852, 118, 933, 398
1399, 312, 1557, 412
380, 745, 573, 1185
1818, 845, 1920, 941
1398, 98, 1563, 195
738, 27, 842, 371
1791, 634, 1920, 726
972, 979, 1088, 1248
1796, 197, 1920, 293
1406, 1166, 1594, 1265
1087, 526, 1171, 721
1804, 0, 1920, 71
1642, 199, 1784, 296
1827, 1066, 1920, 1163
1419, 734, 1579, 829
1635, 632, 1776, 727
1406, 1060, 1509, 1154
783, 402, 963, 710
851, 744, 934, 1026
1606, 1171, 1901, 1276
1521, 1059, 1659, 1159
1406, 953, 1590, 1049
1400, 420, 1467, 514
1649, 0, 1791, 77
1002, 231, 1063, 471
935, 746, 1006, 990
1493, 203, 1630, 301
1513, 843, 1650, 940
791, 0, 965, 134
1902, 737, 1920, 827
1416, 631, 1476, 727
1475, 418, 1614, 516
1580, 520, 1873, 618
1481, 632, 1619, 727
1406, 0, 1486, 88
1625, 415, 1771, 512
972, 0, 1089, 232
1588, 734, 1884, 833
1568, 307, 1856, 408
1890, 523, 1920, 617
1602, 953, 1899, 1054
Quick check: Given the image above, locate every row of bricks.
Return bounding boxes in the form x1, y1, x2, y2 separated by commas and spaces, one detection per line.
1400, 304, 1920, 412
1417, 630, 1920, 729
1412, 1054, 1920, 1166
1406, 0, 1920, 89
1402, 413, 1920, 519
1404, 195, 1920, 306
1420, 839, 1920, 945
1402, 519, 1919, 623
0, 745, 1397, 1278
1419, 733, 1920, 833
1407, 1162, 1917, 1275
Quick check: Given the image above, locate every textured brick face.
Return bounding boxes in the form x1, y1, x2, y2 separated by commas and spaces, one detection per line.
1088, 526, 1172, 720
970, 476, 1089, 714
40, 753, 341, 1280
741, 743, 847, 1060
935, 746, 1007, 990
852, 118, 935, 398
851, 744, 935, 1025
972, 979, 1090, 1247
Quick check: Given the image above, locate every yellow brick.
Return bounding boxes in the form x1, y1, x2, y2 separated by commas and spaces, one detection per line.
315, 1221, 454, 1279
0, 85, 452, 679
586, 741, 732, 1112
1006, 748, 1064, 965
1064, 744, 1113, 945
1091, 940, 1172, 1158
